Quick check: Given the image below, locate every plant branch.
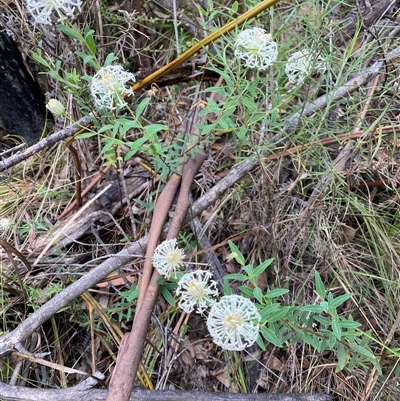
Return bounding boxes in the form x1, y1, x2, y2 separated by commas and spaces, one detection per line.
0, 116, 92, 173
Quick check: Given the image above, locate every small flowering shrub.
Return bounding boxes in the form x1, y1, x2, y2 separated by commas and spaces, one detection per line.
17, 0, 381, 376
151, 239, 381, 372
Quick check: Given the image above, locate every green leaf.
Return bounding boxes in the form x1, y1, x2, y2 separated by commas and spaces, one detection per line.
136, 97, 151, 118
336, 343, 347, 372
328, 293, 354, 309
76, 131, 97, 139
104, 52, 118, 66
266, 306, 290, 322
253, 287, 263, 304
319, 301, 329, 313
231, 1, 238, 13
242, 96, 258, 113
349, 343, 376, 360
332, 320, 342, 340
160, 286, 175, 306
144, 124, 168, 137
299, 305, 325, 313
242, 265, 255, 277
236, 125, 248, 142
256, 334, 266, 351
58, 24, 83, 42
313, 315, 332, 326
101, 140, 115, 153
338, 320, 361, 329
315, 271, 326, 300
30, 50, 51, 68
98, 124, 115, 133
327, 333, 336, 349
84, 25, 96, 55
224, 273, 249, 281
253, 258, 274, 277
205, 67, 233, 87
238, 286, 254, 298
195, 123, 215, 136
124, 136, 149, 159
74, 51, 98, 69
223, 277, 232, 296
265, 288, 289, 298
260, 327, 283, 347
206, 97, 221, 113
259, 303, 280, 321
227, 241, 245, 266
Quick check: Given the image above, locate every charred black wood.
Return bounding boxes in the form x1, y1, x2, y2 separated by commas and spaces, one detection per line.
0, 28, 46, 144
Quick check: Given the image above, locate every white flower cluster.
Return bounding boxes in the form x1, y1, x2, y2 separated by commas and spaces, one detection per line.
25, 0, 82, 25
234, 27, 326, 85
90, 65, 135, 111
207, 295, 261, 351
0, 218, 13, 236
176, 270, 219, 313
285, 49, 326, 85
152, 239, 263, 351
234, 27, 278, 71
152, 238, 186, 278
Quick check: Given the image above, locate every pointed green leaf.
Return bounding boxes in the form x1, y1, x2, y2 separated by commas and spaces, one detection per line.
160, 286, 175, 306
266, 307, 290, 322
332, 320, 342, 341
227, 241, 245, 266
315, 271, 326, 300
261, 327, 282, 347
266, 288, 289, 298
58, 24, 83, 41
253, 258, 274, 276
136, 97, 151, 118
328, 293, 354, 309
336, 343, 347, 372
253, 287, 263, 303
224, 273, 248, 281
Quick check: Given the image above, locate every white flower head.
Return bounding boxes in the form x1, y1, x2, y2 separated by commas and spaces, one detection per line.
285, 49, 326, 85
152, 239, 185, 278
207, 295, 261, 351
176, 270, 219, 313
0, 218, 13, 236
90, 65, 135, 111
234, 27, 278, 71
25, 0, 82, 25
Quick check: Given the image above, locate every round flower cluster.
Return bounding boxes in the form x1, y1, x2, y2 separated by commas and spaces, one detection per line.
206, 295, 261, 351
0, 218, 13, 237
152, 238, 186, 278
25, 0, 82, 25
90, 65, 135, 111
234, 27, 278, 71
285, 49, 326, 85
176, 270, 219, 313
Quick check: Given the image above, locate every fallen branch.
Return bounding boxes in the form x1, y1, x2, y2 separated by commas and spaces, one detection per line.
0, 115, 92, 172
0, 381, 333, 401
0, 236, 148, 357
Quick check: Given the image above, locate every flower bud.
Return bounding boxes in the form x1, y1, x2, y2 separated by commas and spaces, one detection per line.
46, 99, 65, 116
